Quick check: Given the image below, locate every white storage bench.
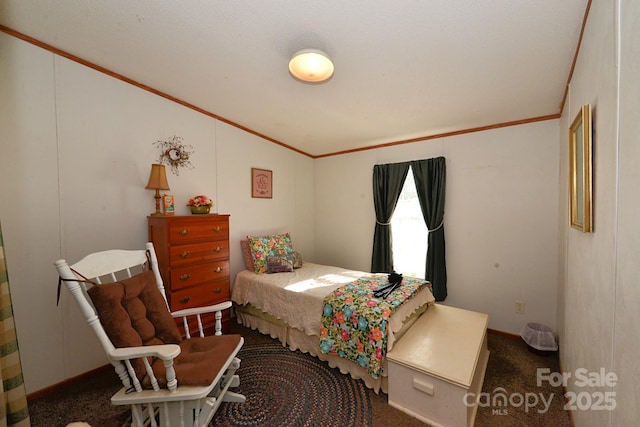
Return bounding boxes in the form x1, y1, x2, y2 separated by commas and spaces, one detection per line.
386, 304, 489, 427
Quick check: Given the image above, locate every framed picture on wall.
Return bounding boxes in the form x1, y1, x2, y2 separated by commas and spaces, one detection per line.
251, 168, 273, 198
569, 104, 593, 232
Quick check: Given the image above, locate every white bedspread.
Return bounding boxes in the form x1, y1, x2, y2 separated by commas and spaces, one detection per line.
232, 262, 435, 351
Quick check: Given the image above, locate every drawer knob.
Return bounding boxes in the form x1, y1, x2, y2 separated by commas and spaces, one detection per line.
214, 226, 222, 232
214, 267, 223, 273
213, 288, 222, 294
179, 297, 190, 305
179, 229, 189, 236
180, 274, 190, 281
214, 246, 222, 253
179, 251, 190, 259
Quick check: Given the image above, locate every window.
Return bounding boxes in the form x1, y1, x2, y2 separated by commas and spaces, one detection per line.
390, 168, 428, 278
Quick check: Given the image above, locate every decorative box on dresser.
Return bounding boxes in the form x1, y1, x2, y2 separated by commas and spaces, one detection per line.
148, 214, 231, 334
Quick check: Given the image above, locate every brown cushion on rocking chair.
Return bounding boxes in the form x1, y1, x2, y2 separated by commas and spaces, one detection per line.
88, 270, 242, 387
147, 334, 243, 388
87, 270, 182, 348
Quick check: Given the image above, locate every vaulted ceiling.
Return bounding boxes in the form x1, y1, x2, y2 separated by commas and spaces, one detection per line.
0, 1, 588, 157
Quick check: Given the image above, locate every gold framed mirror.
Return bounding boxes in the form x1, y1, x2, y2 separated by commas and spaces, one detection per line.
569, 104, 593, 232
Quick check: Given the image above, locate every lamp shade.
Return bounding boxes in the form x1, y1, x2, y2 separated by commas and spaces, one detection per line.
145, 164, 170, 190
288, 49, 334, 83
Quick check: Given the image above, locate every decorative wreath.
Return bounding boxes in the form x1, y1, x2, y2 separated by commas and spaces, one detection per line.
153, 135, 194, 175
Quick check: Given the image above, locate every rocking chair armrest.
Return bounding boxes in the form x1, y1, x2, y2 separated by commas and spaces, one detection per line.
109, 344, 181, 361
170, 300, 232, 318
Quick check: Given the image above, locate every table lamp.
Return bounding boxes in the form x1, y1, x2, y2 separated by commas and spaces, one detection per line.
145, 164, 170, 216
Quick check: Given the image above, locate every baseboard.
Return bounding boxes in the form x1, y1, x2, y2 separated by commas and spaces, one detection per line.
26, 364, 113, 401
487, 328, 521, 340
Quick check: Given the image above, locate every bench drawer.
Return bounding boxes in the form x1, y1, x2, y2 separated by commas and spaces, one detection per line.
388, 360, 470, 427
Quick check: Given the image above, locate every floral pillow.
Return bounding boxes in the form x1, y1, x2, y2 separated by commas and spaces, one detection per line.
248, 233, 293, 274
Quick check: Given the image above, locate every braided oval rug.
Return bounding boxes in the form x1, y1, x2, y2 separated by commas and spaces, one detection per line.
215, 342, 372, 427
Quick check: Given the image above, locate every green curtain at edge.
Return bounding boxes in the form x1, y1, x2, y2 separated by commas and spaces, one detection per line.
0, 221, 31, 426
411, 157, 447, 301
370, 163, 410, 273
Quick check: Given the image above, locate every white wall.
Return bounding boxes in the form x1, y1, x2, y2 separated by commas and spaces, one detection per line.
0, 29, 64, 394
558, 7, 618, 426
558, 0, 640, 425
216, 121, 317, 271
612, 1, 640, 425
557, 1, 616, 426
315, 120, 560, 335
0, 33, 315, 393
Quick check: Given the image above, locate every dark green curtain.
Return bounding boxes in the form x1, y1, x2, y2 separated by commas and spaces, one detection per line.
411, 157, 447, 301
370, 163, 410, 273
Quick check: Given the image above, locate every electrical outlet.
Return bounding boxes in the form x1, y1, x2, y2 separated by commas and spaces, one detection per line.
515, 300, 525, 314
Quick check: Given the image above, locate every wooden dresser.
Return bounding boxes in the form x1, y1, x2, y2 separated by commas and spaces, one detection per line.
148, 214, 231, 333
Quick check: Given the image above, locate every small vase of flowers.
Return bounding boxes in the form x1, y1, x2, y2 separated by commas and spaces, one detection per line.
187, 195, 213, 214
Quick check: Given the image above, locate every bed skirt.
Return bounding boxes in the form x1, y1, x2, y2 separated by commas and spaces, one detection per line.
234, 303, 426, 394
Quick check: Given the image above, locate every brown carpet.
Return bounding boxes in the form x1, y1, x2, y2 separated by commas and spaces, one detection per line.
27, 323, 572, 427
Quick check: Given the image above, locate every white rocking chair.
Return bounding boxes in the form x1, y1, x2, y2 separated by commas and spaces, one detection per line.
54, 242, 245, 427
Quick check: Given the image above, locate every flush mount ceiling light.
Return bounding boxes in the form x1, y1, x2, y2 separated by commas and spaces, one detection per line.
288, 49, 334, 83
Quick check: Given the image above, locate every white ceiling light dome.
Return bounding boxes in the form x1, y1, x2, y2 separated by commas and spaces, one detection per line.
288, 49, 334, 83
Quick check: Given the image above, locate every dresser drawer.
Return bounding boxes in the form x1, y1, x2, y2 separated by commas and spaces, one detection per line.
169, 281, 230, 310
168, 219, 229, 243
170, 261, 229, 291
169, 241, 229, 267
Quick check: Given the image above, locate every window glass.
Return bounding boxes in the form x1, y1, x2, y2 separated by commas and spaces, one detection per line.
391, 168, 428, 278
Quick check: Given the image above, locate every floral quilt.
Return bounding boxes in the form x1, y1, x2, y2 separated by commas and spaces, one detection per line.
319, 275, 430, 378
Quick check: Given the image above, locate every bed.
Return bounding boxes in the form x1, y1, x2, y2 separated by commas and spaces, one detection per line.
231, 261, 435, 393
